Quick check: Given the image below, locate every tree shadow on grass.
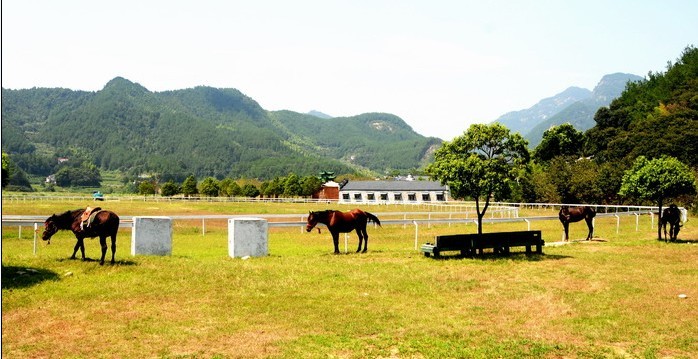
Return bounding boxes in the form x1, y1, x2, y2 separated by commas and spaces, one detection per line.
2, 265, 60, 290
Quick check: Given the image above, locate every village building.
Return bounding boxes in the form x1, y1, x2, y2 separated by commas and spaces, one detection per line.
312, 180, 341, 200
338, 180, 449, 204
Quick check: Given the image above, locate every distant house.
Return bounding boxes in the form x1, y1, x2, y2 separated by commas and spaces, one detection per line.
338, 180, 449, 204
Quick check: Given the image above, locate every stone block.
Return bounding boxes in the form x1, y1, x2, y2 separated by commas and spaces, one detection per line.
131, 216, 172, 256
228, 218, 268, 258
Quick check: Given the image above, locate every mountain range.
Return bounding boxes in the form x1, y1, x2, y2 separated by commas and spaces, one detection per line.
1, 77, 441, 181
494, 73, 644, 147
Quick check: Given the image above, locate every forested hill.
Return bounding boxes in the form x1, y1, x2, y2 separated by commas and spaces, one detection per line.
1, 77, 441, 181
584, 46, 698, 168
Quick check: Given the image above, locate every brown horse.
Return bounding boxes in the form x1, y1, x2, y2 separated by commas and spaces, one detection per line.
41, 208, 120, 265
559, 206, 596, 241
661, 204, 682, 242
306, 209, 381, 254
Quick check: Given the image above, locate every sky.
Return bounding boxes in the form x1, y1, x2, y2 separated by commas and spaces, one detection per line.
2, 1, 697, 140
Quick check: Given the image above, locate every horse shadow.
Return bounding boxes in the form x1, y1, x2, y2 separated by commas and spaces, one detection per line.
1, 265, 60, 290
668, 238, 698, 244
56, 257, 138, 266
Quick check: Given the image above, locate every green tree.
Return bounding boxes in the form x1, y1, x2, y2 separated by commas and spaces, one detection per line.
533, 123, 584, 163
426, 123, 530, 234
199, 177, 220, 197
241, 183, 260, 198
262, 177, 284, 198
182, 175, 198, 197
283, 173, 302, 197
161, 180, 180, 197
619, 156, 697, 240
300, 175, 323, 197
138, 181, 156, 195
218, 178, 241, 197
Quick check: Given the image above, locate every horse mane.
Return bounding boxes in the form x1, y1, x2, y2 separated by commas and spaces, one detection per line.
50, 209, 82, 229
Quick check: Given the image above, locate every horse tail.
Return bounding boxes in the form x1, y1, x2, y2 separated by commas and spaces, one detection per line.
365, 211, 381, 227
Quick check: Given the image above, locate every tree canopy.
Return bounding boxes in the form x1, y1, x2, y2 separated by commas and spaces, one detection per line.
427, 123, 530, 234
619, 156, 696, 239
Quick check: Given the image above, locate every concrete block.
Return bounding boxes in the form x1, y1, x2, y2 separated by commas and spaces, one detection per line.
228, 218, 268, 258
131, 216, 172, 256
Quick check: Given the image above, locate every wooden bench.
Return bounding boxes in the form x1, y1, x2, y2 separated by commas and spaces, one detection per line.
420, 230, 544, 258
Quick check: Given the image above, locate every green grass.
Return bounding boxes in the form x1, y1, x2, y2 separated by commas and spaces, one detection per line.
2, 200, 697, 358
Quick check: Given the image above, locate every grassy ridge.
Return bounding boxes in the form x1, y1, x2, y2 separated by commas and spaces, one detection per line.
2, 201, 697, 358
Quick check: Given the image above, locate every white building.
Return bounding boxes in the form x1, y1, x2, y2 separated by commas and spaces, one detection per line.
338, 180, 449, 204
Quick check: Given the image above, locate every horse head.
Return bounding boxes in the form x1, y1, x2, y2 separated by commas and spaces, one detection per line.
41, 215, 59, 244
306, 211, 327, 233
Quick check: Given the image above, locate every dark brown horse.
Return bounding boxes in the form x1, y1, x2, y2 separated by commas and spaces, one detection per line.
41, 208, 120, 265
306, 209, 381, 254
661, 204, 682, 242
559, 206, 596, 241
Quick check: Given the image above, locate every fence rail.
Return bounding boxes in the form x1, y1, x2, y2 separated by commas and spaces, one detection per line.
4, 209, 663, 255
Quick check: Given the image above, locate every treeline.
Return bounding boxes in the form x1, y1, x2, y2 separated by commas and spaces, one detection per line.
134, 173, 325, 199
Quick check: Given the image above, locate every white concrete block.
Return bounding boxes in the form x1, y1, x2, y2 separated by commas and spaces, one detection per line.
228, 218, 268, 258
131, 216, 172, 256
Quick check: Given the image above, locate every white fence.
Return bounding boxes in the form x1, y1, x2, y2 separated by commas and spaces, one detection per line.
3, 204, 669, 254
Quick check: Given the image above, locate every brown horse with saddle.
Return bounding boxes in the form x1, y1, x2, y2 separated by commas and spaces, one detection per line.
41, 207, 120, 265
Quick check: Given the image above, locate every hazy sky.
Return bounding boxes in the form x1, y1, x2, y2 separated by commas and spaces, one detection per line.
2, 0, 696, 140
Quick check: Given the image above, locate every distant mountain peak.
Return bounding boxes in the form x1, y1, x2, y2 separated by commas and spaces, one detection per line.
493, 86, 591, 135
308, 110, 332, 119
520, 73, 643, 147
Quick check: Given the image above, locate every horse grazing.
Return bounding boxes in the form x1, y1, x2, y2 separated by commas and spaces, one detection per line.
661, 204, 682, 242
41, 208, 120, 265
559, 205, 596, 241
306, 209, 381, 254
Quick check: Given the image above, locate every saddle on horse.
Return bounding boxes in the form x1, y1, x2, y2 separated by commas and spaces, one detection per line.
80, 206, 102, 230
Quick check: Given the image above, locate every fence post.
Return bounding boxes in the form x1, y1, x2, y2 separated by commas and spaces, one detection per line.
33, 223, 38, 255
413, 221, 419, 250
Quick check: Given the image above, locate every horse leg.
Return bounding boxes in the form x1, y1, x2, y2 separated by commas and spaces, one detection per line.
99, 236, 108, 265
663, 223, 669, 242
361, 229, 368, 253
72, 238, 85, 260
331, 232, 340, 254
585, 218, 594, 240
355, 229, 364, 253
110, 234, 117, 264
670, 223, 676, 241
562, 221, 569, 241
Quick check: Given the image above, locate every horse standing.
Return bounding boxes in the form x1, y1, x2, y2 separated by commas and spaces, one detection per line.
41, 208, 120, 265
661, 204, 682, 242
559, 206, 596, 241
306, 209, 381, 254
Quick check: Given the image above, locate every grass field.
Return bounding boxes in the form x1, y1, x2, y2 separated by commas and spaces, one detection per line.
2, 200, 697, 358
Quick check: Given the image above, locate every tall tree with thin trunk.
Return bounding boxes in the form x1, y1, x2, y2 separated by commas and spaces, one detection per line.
427, 123, 530, 234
